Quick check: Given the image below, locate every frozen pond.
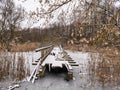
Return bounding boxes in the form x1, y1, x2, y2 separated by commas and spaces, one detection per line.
0, 51, 41, 83
0, 50, 120, 90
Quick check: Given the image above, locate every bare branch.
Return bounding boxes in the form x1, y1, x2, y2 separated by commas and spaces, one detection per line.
42, 0, 72, 14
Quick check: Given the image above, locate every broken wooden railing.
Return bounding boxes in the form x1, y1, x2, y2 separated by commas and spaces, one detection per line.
36, 45, 53, 63
28, 45, 53, 83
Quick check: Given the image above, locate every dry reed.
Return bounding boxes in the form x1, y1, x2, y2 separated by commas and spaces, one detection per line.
11, 42, 40, 52
0, 52, 30, 81
88, 49, 120, 86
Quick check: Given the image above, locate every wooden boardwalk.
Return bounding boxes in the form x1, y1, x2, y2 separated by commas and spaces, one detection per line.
28, 45, 78, 83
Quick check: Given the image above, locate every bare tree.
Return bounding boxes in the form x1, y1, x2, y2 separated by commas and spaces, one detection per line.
0, 0, 24, 50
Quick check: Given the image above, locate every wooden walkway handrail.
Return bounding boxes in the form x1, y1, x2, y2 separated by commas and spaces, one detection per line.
35, 45, 53, 52
28, 45, 53, 83
28, 59, 41, 83
28, 45, 75, 83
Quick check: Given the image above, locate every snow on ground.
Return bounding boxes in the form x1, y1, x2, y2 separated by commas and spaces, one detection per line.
13, 50, 119, 90
42, 46, 70, 68
0, 50, 119, 90
22, 51, 41, 74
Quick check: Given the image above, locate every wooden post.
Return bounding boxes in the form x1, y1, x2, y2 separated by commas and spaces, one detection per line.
68, 71, 73, 79
39, 66, 45, 78
28, 45, 53, 83
49, 64, 51, 72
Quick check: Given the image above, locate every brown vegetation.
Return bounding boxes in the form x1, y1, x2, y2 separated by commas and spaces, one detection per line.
0, 0, 24, 51
0, 52, 29, 81
11, 42, 40, 52
88, 47, 120, 86
0, 0, 120, 52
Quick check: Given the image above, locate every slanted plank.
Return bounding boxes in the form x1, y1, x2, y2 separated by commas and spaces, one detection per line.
32, 62, 38, 65
35, 45, 52, 52
70, 63, 79, 66
68, 61, 76, 63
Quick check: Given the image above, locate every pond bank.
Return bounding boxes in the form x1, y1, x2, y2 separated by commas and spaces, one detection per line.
0, 49, 120, 90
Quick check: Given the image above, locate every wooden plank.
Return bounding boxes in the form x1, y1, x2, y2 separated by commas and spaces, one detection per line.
70, 63, 79, 66
68, 61, 76, 63
66, 57, 72, 60
39, 66, 46, 78
68, 71, 73, 79
32, 62, 38, 65
67, 56, 72, 59
35, 60, 39, 62
28, 59, 41, 82
67, 59, 74, 61
28, 46, 53, 83
35, 45, 52, 52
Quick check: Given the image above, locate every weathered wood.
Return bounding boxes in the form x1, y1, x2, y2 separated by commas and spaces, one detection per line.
28, 46, 53, 83
32, 62, 38, 65
35, 60, 39, 62
39, 66, 46, 78
35, 45, 53, 52
68, 71, 73, 79
29, 45, 76, 83
28, 59, 41, 82
67, 59, 74, 61
41, 48, 53, 63
68, 61, 76, 63
70, 63, 79, 66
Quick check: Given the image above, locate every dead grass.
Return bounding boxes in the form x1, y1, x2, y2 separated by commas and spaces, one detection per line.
88, 48, 120, 86
65, 45, 120, 86
64, 45, 80, 51
64, 44, 120, 53
16, 55, 25, 80
11, 42, 40, 52
0, 52, 30, 81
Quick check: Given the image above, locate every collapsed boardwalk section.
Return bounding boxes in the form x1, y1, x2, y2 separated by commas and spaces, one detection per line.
29, 45, 74, 83
41, 46, 73, 79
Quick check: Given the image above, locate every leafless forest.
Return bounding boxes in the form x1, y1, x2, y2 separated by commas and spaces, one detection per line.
0, 0, 120, 89
0, 0, 119, 51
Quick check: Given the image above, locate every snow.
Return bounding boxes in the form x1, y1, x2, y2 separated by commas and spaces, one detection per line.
51, 46, 62, 55
41, 55, 55, 66
41, 46, 71, 69
1, 49, 119, 90
66, 51, 90, 64
8, 84, 20, 90
42, 54, 71, 69
51, 60, 63, 68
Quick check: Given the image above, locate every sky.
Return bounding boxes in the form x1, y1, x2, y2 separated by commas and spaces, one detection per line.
115, 1, 120, 8
14, 0, 41, 12
13, 0, 81, 28
13, 0, 120, 28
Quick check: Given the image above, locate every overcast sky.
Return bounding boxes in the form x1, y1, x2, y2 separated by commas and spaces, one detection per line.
13, 0, 81, 28
13, 0, 120, 28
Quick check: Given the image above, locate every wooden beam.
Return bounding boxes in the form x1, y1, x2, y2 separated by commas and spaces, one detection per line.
35, 45, 53, 52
